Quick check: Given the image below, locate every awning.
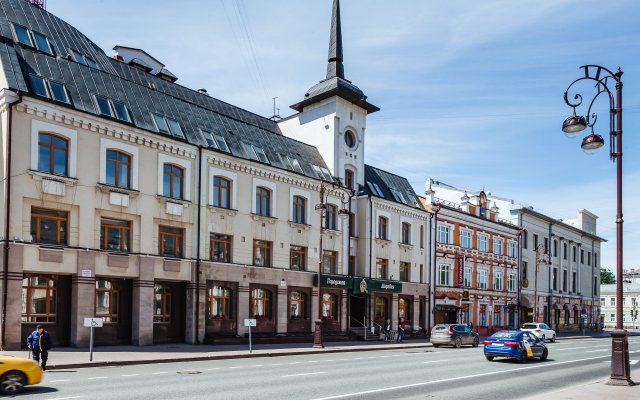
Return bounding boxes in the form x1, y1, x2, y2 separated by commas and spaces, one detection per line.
573, 304, 580, 311
519, 295, 534, 308
563, 303, 570, 310
553, 303, 561, 310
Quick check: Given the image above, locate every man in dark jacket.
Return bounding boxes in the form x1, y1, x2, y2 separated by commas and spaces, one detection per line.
26, 325, 52, 371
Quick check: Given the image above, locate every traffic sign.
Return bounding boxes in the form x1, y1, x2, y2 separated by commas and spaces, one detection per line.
244, 319, 257, 327
83, 317, 103, 327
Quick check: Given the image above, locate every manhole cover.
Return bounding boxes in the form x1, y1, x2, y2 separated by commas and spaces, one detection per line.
177, 370, 202, 375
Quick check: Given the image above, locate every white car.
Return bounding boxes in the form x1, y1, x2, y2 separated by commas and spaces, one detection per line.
521, 322, 556, 342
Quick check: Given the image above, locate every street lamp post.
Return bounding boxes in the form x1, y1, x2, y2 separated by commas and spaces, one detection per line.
534, 244, 546, 323
562, 65, 632, 385
313, 178, 354, 349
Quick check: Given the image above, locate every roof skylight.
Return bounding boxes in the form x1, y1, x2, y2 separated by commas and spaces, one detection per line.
27, 74, 72, 105
12, 24, 32, 46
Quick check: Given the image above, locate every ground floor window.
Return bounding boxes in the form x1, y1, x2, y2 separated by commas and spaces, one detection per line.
375, 296, 388, 320
251, 288, 272, 319
493, 305, 502, 326
460, 303, 470, 325
564, 309, 570, 325
479, 304, 487, 327
153, 284, 172, 323
289, 290, 306, 320
22, 274, 57, 322
322, 293, 337, 320
574, 310, 579, 325
95, 279, 119, 322
208, 286, 232, 319
399, 297, 411, 320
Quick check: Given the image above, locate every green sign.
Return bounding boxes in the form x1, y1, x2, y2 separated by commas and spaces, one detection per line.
352, 278, 402, 294
313, 274, 353, 289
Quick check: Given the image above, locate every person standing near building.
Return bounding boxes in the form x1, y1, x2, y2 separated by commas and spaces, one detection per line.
26, 325, 52, 371
396, 318, 405, 343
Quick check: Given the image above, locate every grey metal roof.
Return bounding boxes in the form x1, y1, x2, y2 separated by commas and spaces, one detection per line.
0, 0, 329, 180
363, 164, 424, 210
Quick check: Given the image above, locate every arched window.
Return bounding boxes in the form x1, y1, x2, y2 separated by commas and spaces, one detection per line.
325, 204, 337, 230
322, 293, 337, 320
106, 149, 131, 188
256, 187, 271, 217
378, 216, 388, 240
289, 290, 306, 320
208, 285, 232, 319
38, 133, 69, 176
375, 296, 388, 320
251, 288, 272, 319
213, 176, 232, 209
344, 130, 356, 148
163, 163, 184, 199
292, 195, 306, 224
22, 274, 57, 322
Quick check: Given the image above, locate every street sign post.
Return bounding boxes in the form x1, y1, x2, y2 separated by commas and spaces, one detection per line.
83, 317, 103, 361
244, 319, 257, 353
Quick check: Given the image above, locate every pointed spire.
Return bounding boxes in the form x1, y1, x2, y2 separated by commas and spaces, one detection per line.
326, 0, 344, 79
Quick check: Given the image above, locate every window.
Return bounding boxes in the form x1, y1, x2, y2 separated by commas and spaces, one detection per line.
111, 101, 131, 122
563, 270, 568, 292
166, 118, 185, 139
255, 187, 271, 217
610, 314, 615, 322
533, 234, 539, 249
106, 149, 131, 188
390, 189, 407, 204
95, 280, 118, 322
572, 272, 577, 293
522, 230, 528, 249
573, 246, 577, 262
289, 291, 306, 320
401, 222, 411, 245
522, 261, 528, 280
399, 262, 410, 282
290, 245, 306, 271
437, 264, 451, 286
478, 234, 489, 252
437, 224, 450, 244
213, 176, 232, 209
251, 288, 272, 319
344, 130, 356, 148
581, 249, 584, 264
493, 271, 503, 291
151, 113, 185, 139
322, 293, 338, 320
12, 24, 33, 46
292, 196, 306, 224
420, 225, 424, 249
376, 258, 388, 279
100, 218, 130, 252
208, 286, 232, 319
507, 241, 516, 257
38, 133, 69, 176
464, 266, 472, 287
213, 133, 230, 152
210, 233, 232, 263
28, 75, 71, 104
366, 181, 384, 196
399, 298, 411, 320
159, 226, 184, 258
323, 251, 338, 274
69, 48, 87, 65
49, 81, 70, 103
31, 207, 68, 245
587, 252, 591, 266
493, 237, 504, 255
95, 95, 114, 117
479, 304, 487, 327
594, 253, 598, 268
552, 268, 558, 291
563, 243, 567, 260
153, 284, 172, 323
28, 74, 49, 97
325, 204, 338, 230
460, 229, 472, 249
22, 274, 57, 322
375, 296, 388, 320
313, 165, 333, 182
349, 212, 356, 237
345, 169, 354, 189
281, 154, 304, 174
163, 163, 184, 199
508, 272, 517, 292
253, 240, 272, 267
85, 57, 99, 69
493, 305, 503, 326
553, 240, 558, 257
243, 143, 270, 164
544, 237, 549, 253
478, 269, 489, 289
610, 298, 615, 307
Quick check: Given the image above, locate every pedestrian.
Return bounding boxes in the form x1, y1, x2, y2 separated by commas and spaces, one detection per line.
384, 319, 392, 342
468, 321, 474, 331
396, 318, 405, 343
26, 324, 52, 371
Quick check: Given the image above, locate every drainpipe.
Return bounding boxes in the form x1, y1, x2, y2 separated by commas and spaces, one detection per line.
367, 194, 373, 327
548, 223, 553, 327
591, 239, 595, 324
1, 92, 22, 350
194, 146, 203, 344
429, 203, 441, 334
517, 213, 523, 327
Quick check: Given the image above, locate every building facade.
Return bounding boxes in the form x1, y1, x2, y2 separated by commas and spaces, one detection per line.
600, 283, 640, 330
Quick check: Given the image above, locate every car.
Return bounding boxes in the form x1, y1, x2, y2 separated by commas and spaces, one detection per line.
430, 324, 480, 348
483, 330, 548, 362
0, 355, 43, 395
520, 322, 556, 342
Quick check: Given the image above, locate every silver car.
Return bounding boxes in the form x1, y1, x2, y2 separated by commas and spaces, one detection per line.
430, 324, 480, 348
520, 322, 556, 342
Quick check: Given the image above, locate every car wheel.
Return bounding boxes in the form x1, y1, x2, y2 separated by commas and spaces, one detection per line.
551, 335, 556, 343
541, 348, 549, 361
472, 337, 480, 347
519, 351, 528, 363
433, 344, 440, 348
454, 337, 462, 348
0, 371, 26, 395
485, 355, 494, 361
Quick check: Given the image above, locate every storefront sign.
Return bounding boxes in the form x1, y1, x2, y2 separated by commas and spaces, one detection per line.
457, 254, 464, 287
353, 278, 402, 293
313, 274, 353, 290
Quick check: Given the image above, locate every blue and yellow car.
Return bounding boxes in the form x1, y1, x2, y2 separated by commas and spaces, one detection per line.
483, 330, 549, 362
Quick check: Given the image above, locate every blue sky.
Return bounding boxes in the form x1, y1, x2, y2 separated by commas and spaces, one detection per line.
47, 0, 639, 274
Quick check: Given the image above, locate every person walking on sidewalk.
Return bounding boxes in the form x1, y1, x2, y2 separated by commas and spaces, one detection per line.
26, 325, 52, 371
384, 319, 392, 342
396, 318, 405, 343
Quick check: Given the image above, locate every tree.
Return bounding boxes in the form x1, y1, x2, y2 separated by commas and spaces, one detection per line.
600, 268, 616, 284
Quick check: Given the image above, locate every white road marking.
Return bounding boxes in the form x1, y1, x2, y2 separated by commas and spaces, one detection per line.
48, 379, 71, 383
253, 365, 264, 367
311, 354, 614, 400
205, 367, 220, 371
151, 372, 168, 375
121, 374, 139, 377
631, 360, 639, 365
271, 363, 283, 366
47, 397, 81, 400
282, 371, 327, 378
229, 366, 242, 369
87, 376, 107, 380
584, 349, 608, 353
423, 360, 449, 364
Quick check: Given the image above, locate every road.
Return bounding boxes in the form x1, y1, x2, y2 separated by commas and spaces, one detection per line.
20, 336, 640, 400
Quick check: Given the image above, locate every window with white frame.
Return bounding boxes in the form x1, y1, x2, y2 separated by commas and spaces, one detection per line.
507, 240, 516, 257
437, 264, 451, 286
610, 314, 615, 322
438, 224, 451, 244
460, 229, 472, 249
610, 298, 615, 307
478, 234, 489, 252
508, 272, 516, 292
493, 237, 504, 255
493, 271, 503, 291
478, 269, 488, 289
464, 266, 472, 288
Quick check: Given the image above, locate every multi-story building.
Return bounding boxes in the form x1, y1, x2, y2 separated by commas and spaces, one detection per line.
0, 0, 430, 349
421, 188, 520, 335
600, 283, 640, 330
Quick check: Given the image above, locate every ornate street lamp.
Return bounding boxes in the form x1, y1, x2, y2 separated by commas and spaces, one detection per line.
562, 65, 632, 385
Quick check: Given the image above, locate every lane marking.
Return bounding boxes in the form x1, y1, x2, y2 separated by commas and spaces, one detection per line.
47, 397, 81, 400
205, 368, 220, 371
229, 366, 242, 369
49, 379, 71, 383
584, 349, 608, 353
631, 360, 639, 365
311, 354, 615, 400
271, 363, 283, 366
87, 377, 107, 380
282, 371, 327, 378
151, 372, 168, 375
423, 360, 449, 364
121, 374, 139, 377
253, 365, 264, 367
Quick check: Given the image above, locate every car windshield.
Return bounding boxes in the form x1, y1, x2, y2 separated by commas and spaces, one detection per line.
522, 324, 538, 329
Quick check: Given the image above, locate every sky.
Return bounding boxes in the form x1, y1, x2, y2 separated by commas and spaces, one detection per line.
45, 0, 639, 275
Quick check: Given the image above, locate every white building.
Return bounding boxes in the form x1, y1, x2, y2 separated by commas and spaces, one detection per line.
600, 283, 640, 330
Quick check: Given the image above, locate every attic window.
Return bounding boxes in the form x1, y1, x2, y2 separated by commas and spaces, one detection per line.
111, 101, 132, 122
94, 95, 114, 117
11, 24, 32, 46
212, 133, 230, 152
390, 188, 407, 204
242, 143, 270, 164
281, 155, 304, 174
48, 81, 70, 103
151, 113, 185, 139
253, 146, 269, 164
27, 74, 71, 104
312, 165, 333, 182
366, 181, 384, 197
27, 74, 48, 97
85, 57, 99, 69
166, 118, 185, 139
33, 32, 53, 54
69, 49, 86, 65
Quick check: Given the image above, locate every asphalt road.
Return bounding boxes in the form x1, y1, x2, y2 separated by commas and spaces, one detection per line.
19, 336, 640, 400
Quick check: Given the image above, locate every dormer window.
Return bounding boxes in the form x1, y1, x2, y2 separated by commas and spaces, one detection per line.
69, 49, 86, 65
243, 143, 270, 164
111, 101, 131, 122
281, 154, 304, 174
85, 57, 99, 69
48, 81, 70, 103
27, 74, 71, 104
33, 31, 53, 54
151, 113, 185, 139
390, 188, 407, 204
312, 165, 333, 182
28, 74, 49, 97
12, 24, 32, 46
366, 181, 384, 197
166, 118, 185, 139
94, 96, 132, 123
95, 95, 114, 117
